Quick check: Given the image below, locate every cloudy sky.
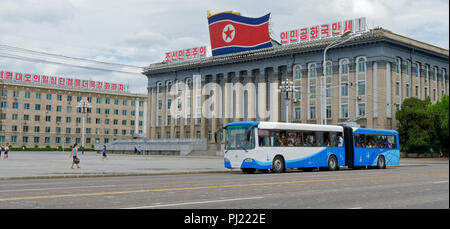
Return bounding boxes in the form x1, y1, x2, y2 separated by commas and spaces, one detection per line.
0, 0, 448, 94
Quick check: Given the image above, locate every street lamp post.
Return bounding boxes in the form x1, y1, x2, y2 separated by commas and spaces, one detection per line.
278, 78, 297, 123
76, 98, 92, 154
321, 31, 357, 125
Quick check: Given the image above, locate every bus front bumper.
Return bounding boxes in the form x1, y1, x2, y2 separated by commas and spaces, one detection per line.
224, 158, 271, 170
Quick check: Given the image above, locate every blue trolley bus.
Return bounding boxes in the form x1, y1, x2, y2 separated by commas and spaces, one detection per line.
222, 121, 400, 173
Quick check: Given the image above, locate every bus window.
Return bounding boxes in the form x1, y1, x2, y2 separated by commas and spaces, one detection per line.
279, 131, 288, 146
387, 135, 397, 149
270, 130, 280, 146
303, 131, 314, 146
294, 132, 303, 146
355, 134, 364, 148
315, 132, 324, 146
330, 132, 338, 147
375, 135, 383, 148
366, 135, 377, 148
258, 129, 271, 147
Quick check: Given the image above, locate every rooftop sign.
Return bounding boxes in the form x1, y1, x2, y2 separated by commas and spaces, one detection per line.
0, 70, 129, 93
164, 46, 207, 63
280, 17, 366, 45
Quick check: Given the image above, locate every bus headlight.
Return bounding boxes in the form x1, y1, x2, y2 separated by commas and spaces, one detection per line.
243, 158, 254, 162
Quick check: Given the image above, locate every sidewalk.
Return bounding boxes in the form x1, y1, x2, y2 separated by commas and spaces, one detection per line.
0, 151, 227, 180
0, 151, 446, 180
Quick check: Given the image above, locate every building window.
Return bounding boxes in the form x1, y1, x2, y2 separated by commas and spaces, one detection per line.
341, 83, 348, 97
309, 106, 316, 119
358, 103, 366, 117
415, 85, 419, 98
406, 84, 410, 98
294, 86, 301, 100
433, 67, 438, 81
340, 59, 349, 74
326, 105, 332, 119
341, 104, 349, 118
158, 100, 162, 110
294, 65, 302, 80
415, 62, 420, 78
294, 107, 301, 120
308, 63, 317, 78
405, 60, 411, 76
157, 115, 162, 126
358, 81, 366, 96
326, 61, 332, 76
396, 82, 400, 96
357, 57, 366, 73
309, 85, 316, 99
326, 84, 332, 98
396, 58, 401, 74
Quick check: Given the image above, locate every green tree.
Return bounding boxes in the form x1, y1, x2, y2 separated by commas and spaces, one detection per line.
395, 97, 432, 154
427, 95, 449, 155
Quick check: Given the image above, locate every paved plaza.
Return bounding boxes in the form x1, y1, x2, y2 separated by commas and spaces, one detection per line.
0, 151, 226, 180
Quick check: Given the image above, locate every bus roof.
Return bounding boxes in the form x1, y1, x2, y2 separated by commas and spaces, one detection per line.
226, 121, 343, 132
353, 128, 398, 135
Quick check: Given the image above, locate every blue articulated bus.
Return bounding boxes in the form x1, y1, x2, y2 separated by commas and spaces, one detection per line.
221, 121, 400, 173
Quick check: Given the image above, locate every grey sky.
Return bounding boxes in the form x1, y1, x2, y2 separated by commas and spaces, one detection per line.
0, 0, 448, 94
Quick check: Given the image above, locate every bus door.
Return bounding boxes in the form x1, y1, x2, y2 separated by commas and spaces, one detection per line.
343, 126, 355, 167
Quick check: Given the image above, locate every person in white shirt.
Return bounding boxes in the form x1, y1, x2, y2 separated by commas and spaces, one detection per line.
337, 135, 344, 147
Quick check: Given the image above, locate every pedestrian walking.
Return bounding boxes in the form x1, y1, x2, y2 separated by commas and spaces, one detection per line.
102, 145, 108, 160
3, 143, 9, 159
430, 148, 434, 158
0, 144, 3, 158
70, 143, 80, 169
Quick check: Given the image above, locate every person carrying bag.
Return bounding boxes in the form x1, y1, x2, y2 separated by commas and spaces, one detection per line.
70, 143, 80, 169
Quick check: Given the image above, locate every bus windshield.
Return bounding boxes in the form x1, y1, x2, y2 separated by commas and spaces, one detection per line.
225, 124, 255, 150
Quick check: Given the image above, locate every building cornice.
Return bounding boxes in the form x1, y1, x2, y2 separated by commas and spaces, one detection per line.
142, 28, 449, 76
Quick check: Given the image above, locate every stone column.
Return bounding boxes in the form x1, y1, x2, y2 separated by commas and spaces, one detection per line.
161, 84, 167, 139
150, 87, 157, 139
257, 69, 269, 121
246, 72, 256, 121
234, 71, 245, 122
268, 68, 279, 122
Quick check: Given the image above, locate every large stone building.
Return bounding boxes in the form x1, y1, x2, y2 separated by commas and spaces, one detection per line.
0, 79, 147, 148
143, 28, 449, 151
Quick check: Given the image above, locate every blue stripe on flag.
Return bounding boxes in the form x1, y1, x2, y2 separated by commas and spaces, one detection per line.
208, 13, 270, 26
211, 41, 272, 56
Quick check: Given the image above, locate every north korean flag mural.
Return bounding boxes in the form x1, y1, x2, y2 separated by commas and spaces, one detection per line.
207, 12, 272, 56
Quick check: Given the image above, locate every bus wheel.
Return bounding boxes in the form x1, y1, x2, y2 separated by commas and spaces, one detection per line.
377, 155, 386, 169
327, 155, 338, 171
272, 156, 285, 173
